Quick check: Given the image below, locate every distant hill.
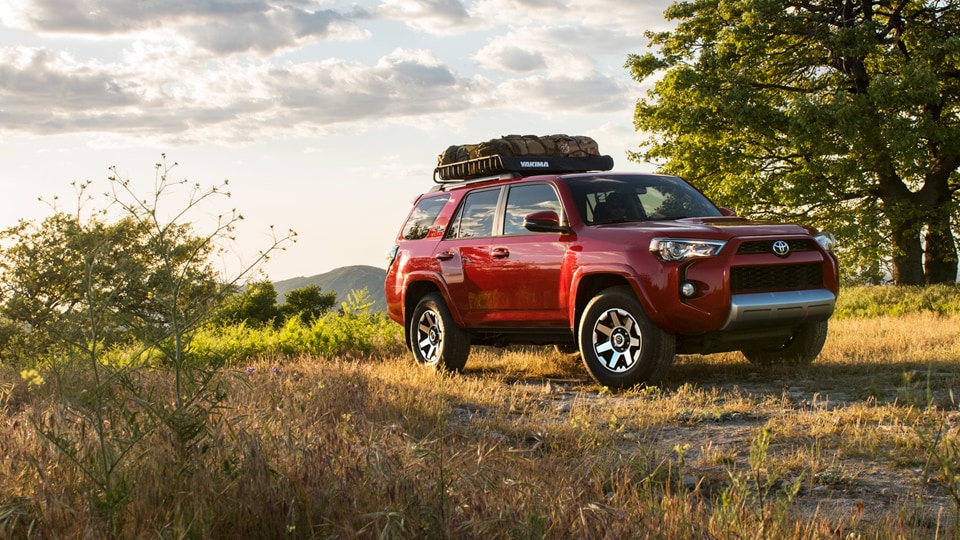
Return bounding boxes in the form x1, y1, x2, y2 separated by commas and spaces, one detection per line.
274, 265, 387, 312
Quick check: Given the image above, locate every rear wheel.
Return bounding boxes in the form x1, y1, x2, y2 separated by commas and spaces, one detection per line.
741, 321, 828, 366
409, 293, 470, 372
578, 286, 675, 389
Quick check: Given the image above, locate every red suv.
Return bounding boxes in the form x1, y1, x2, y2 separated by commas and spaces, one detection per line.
385, 152, 839, 388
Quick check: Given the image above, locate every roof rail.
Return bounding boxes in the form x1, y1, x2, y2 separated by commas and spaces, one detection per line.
434, 154, 614, 183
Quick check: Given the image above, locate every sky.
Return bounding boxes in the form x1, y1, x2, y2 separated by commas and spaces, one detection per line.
0, 0, 674, 282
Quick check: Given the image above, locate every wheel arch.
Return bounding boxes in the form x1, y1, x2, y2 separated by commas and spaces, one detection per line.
571, 267, 655, 331
404, 279, 441, 336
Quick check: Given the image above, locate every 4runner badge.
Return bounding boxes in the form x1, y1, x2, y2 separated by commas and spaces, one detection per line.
772, 240, 790, 257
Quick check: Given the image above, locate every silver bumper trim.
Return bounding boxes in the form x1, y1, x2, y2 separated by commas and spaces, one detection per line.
722, 289, 836, 331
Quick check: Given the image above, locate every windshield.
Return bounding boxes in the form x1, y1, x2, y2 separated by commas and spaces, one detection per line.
564, 174, 722, 225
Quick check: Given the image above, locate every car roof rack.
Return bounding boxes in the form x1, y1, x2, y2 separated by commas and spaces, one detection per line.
433, 154, 614, 183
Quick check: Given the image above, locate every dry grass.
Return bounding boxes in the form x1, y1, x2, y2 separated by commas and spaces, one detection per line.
2, 313, 960, 538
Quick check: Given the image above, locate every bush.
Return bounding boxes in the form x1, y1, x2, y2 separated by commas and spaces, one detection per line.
191, 310, 406, 364
835, 284, 960, 319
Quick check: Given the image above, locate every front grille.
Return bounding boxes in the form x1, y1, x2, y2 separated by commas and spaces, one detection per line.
730, 263, 823, 292
737, 239, 815, 255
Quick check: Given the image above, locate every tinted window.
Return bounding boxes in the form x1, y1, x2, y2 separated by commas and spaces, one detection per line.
503, 183, 562, 235
446, 188, 499, 239
402, 195, 449, 240
565, 175, 721, 224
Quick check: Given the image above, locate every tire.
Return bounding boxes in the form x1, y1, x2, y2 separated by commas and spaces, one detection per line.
578, 286, 675, 389
741, 320, 828, 366
409, 293, 470, 372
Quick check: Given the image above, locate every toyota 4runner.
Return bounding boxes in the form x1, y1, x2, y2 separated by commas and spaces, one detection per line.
385, 150, 839, 388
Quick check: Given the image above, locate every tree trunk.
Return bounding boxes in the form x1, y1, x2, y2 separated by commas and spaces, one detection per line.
890, 225, 925, 286
924, 216, 959, 284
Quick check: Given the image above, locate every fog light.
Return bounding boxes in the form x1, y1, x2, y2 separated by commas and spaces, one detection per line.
680, 282, 697, 298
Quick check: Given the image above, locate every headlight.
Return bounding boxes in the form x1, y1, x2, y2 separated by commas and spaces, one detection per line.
814, 232, 836, 252
650, 238, 727, 262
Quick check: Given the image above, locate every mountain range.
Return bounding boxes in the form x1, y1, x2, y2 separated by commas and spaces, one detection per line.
274, 265, 388, 312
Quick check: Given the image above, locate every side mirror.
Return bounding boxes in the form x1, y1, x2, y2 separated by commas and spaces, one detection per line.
523, 210, 570, 234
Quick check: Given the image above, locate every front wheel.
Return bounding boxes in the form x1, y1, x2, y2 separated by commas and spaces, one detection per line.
578, 286, 675, 389
741, 320, 828, 366
409, 293, 470, 372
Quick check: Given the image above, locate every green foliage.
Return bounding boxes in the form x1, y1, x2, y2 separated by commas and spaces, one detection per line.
628, 0, 960, 285
215, 280, 281, 327
835, 284, 960, 318
280, 284, 336, 324
0, 212, 150, 363
215, 281, 339, 328
192, 302, 406, 363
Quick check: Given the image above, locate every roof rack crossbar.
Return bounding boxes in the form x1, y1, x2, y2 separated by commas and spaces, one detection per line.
434, 154, 614, 183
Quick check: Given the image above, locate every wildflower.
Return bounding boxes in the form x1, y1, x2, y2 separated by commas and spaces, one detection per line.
20, 368, 45, 387
246, 366, 255, 375
272, 366, 282, 376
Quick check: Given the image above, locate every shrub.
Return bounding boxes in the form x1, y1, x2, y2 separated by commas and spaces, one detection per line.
835, 284, 960, 319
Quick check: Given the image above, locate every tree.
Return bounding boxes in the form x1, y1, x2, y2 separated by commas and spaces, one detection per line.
215, 280, 282, 327
0, 212, 163, 360
627, 0, 960, 285
280, 284, 337, 324
214, 283, 338, 327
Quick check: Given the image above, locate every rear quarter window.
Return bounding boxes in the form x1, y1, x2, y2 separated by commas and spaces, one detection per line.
401, 195, 450, 240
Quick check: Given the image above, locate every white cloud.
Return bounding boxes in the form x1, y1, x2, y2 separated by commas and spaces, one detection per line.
470, 0, 671, 30
494, 71, 632, 114
473, 42, 546, 73
0, 0, 671, 151
2, 0, 372, 56
376, 0, 470, 35
266, 49, 492, 124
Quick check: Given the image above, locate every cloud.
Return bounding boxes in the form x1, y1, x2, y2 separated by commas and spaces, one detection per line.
4, 0, 371, 55
470, 0, 671, 30
494, 71, 632, 114
472, 23, 647, 77
181, 7, 372, 55
0, 0, 669, 143
267, 49, 489, 123
473, 43, 546, 73
376, 0, 470, 35
8, 0, 268, 33
0, 45, 493, 141
376, 0, 671, 36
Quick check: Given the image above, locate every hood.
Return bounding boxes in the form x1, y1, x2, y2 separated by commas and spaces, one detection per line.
598, 216, 815, 238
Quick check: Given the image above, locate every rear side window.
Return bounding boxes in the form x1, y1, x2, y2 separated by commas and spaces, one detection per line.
402, 195, 449, 240
446, 188, 499, 239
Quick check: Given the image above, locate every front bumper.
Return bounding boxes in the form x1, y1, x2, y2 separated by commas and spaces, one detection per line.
721, 289, 836, 331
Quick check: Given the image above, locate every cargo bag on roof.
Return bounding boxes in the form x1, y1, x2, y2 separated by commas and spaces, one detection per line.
438, 134, 600, 166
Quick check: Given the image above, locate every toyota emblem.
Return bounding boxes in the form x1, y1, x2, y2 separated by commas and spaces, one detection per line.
772, 240, 790, 257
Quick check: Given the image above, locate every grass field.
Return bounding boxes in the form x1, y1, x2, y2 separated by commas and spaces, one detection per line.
2, 293, 960, 538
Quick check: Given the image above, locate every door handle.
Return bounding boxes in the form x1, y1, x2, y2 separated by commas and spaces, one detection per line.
492, 247, 510, 259
435, 250, 455, 261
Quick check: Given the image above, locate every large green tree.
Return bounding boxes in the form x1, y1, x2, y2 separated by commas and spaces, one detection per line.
0, 212, 222, 362
628, 0, 960, 285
